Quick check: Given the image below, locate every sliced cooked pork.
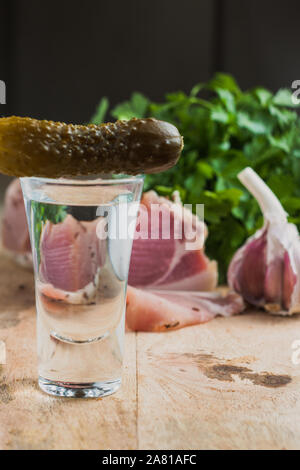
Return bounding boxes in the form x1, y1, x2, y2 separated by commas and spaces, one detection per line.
126, 286, 245, 331
40, 214, 106, 292
2, 178, 31, 257
128, 191, 217, 291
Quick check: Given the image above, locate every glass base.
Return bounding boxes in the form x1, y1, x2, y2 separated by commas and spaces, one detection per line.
38, 376, 121, 398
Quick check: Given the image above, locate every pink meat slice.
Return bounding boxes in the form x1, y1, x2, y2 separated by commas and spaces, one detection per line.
126, 286, 245, 332
2, 179, 31, 253
2, 183, 217, 292
128, 191, 217, 291
3, 182, 239, 332
40, 214, 105, 292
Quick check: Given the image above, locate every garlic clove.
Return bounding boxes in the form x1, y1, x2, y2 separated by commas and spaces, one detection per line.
228, 167, 300, 315
264, 256, 283, 306
283, 251, 296, 311
237, 232, 266, 306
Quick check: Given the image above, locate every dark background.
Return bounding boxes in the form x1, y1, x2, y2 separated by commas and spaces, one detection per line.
1, 0, 299, 123
0, 0, 299, 188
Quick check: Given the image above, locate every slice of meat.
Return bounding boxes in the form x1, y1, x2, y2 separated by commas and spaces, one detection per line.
2, 184, 217, 292
2, 178, 31, 254
128, 190, 217, 290
40, 214, 105, 292
126, 286, 245, 332
37, 275, 101, 305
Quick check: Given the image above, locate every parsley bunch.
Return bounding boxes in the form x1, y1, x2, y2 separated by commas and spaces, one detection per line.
91, 73, 300, 281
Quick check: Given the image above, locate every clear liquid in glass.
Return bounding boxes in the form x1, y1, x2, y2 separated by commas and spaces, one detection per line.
25, 183, 138, 398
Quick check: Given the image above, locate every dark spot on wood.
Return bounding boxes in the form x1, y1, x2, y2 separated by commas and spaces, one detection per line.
18, 284, 25, 290
248, 372, 292, 388
0, 375, 38, 406
0, 382, 13, 404
160, 351, 292, 389
205, 364, 252, 382
192, 307, 200, 312
204, 364, 292, 389
14, 378, 38, 389
183, 352, 216, 363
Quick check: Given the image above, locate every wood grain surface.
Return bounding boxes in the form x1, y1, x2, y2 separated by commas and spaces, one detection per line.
0, 250, 300, 450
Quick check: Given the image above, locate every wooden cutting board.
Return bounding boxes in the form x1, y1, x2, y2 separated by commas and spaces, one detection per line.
0, 250, 300, 450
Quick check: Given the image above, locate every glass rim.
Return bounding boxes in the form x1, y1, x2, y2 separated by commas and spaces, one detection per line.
20, 174, 145, 187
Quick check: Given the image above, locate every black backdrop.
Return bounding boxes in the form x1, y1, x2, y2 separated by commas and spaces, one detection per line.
1, 0, 299, 124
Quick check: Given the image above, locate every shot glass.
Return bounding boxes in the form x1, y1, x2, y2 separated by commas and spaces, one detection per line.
21, 175, 143, 398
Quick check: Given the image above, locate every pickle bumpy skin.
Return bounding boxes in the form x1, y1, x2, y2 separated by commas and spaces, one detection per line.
0, 116, 183, 177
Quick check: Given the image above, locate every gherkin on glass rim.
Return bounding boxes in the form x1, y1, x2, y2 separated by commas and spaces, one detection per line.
0, 116, 183, 178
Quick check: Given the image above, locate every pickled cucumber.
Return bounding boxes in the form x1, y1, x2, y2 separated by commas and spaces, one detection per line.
0, 116, 183, 177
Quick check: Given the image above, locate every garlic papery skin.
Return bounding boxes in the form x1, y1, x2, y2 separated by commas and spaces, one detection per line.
228, 167, 300, 315
238, 167, 288, 225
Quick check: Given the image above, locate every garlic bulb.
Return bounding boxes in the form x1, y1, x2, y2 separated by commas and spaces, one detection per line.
228, 167, 300, 315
